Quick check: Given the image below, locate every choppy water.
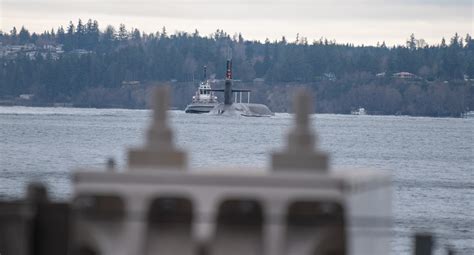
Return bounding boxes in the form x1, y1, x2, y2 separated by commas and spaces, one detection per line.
0, 106, 472, 254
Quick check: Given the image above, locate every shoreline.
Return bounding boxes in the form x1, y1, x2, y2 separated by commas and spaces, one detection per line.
0, 103, 470, 118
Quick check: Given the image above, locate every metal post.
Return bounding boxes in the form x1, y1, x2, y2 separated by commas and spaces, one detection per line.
0, 201, 31, 255
248, 92, 250, 103
235, 93, 237, 104
107, 158, 116, 172
446, 245, 456, 255
414, 233, 433, 255
26, 183, 71, 255
240, 92, 242, 103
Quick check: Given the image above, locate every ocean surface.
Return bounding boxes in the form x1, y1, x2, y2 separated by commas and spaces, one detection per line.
0, 106, 472, 254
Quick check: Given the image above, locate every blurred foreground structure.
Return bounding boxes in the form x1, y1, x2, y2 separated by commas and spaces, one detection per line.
1, 87, 418, 255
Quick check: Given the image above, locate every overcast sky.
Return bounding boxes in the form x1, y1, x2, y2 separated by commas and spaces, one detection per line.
1, 0, 472, 46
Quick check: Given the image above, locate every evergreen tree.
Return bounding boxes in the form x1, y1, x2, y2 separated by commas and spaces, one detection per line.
465, 34, 473, 48
100, 25, 116, 52
161, 26, 167, 38
118, 24, 128, 41
407, 33, 416, 50
18, 26, 30, 44
132, 28, 141, 42
440, 37, 447, 48
192, 29, 199, 38
64, 21, 75, 51
76, 19, 86, 48
85, 19, 99, 49
57, 26, 66, 45
10, 27, 18, 43
450, 33, 460, 48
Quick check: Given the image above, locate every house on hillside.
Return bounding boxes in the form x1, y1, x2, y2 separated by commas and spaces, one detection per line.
322, 72, 336, 81
253, 78, 265, 85
19, 94, 34, 100
464, 74, 474, 82
392, 72, 421, 80
70, 49, 92, 56
0, 43, 63, 60
122, 81, 140, 87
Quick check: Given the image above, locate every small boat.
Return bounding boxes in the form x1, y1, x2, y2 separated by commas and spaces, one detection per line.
185, 66, 218, 114
461, 111, 474, 118
351, 107, 367, 115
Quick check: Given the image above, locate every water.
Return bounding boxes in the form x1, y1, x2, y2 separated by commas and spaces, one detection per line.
0, 106, 473, 254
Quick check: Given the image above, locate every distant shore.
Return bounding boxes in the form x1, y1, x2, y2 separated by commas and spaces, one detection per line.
1, 100, 471, 118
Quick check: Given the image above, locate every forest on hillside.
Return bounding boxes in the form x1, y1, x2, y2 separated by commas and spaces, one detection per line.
0, 19, 473, 116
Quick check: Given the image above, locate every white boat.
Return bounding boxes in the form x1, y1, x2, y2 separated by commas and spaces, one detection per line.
461, 111, 474, 118
185, 67, 218, 114
351, 107, 367, 115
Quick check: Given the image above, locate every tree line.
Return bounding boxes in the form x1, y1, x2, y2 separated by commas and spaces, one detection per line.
0, 19, 472, 116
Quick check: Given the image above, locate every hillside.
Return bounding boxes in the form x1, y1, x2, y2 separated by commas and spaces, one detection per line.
1, 20, 473, 116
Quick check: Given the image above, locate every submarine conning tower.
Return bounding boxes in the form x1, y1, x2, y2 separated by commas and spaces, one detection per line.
224, 59, 233, 105
72, 87, 392, 255
212, 59, 251, 106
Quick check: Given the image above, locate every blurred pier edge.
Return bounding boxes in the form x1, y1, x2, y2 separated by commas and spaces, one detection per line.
0, 87, 448, 255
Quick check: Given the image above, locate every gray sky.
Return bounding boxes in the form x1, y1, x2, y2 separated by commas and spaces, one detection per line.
1, 0, 473, 45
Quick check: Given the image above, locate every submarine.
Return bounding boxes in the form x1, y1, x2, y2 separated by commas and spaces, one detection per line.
210, 59, 274, 117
